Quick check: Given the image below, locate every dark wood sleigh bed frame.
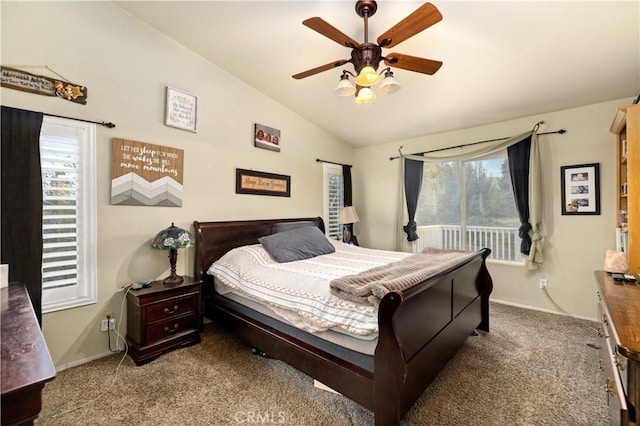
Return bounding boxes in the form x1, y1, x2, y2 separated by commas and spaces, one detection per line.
193, 217, 493, 425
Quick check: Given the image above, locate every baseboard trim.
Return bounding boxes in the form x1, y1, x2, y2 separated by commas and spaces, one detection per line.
55, 350, 122, 372
491, 298, 597, 322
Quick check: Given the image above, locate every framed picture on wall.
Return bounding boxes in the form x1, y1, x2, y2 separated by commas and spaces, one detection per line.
236, 169, 290, 197
165, 87, 197, 132
560, 163, 600, 215
254, 123, 281, 152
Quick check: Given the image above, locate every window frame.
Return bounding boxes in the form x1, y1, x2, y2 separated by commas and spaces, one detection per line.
40, 116, 98, 313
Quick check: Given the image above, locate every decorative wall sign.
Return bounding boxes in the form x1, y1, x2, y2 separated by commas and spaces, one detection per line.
111, 138, 184, 206
560, 163, 600, 215
165, 87, 197, 132
0, 66, 87, 104
236, 169, 290, 197
254, 123, 281, 152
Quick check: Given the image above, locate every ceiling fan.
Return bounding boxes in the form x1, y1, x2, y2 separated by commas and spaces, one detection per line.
292, 1, 443, 102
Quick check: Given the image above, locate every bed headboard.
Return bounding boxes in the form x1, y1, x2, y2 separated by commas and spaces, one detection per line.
193, 217, 325, 282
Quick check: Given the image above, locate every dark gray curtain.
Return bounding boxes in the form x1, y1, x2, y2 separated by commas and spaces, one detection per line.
403, 156, 423, 241
1, 106, 44, 325
507, 135, 532, 255
342, 165, 352, 207
342, 165, 354, 239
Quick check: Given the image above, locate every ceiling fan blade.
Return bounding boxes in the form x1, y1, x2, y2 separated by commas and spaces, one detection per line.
377, 3, 442, 48
303, 17, 359, 48
292, 59, 349, 80
384, 53, 442, 75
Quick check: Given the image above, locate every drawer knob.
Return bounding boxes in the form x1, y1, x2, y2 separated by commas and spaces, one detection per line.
614, 354, 625, 370
164, 305, 179, 314
604, 378, 617, 397
164, 323, 179, 333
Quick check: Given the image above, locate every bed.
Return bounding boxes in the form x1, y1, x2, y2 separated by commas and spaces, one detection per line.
193, 217, 493, 425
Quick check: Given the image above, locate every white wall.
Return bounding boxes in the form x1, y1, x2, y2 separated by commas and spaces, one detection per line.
353, 98, 635, 320
1, 2, 353, 369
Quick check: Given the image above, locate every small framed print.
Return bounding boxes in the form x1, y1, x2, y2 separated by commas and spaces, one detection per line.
165, 87, 197, 132
254, 123, 281, 152
561, 163, 600, 215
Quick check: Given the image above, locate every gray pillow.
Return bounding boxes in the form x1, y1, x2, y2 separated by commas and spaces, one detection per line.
258, 226, 335, 263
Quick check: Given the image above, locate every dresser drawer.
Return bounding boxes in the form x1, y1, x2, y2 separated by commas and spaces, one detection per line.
145, 313, 198, 344
603, 335, 630, 425
598, 301, 630, 425
145, 293, 197, 323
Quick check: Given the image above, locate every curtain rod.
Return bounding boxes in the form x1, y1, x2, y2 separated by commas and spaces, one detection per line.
3, 105, 116, 128
388, 129, 566, 161
316, 158, 352, 168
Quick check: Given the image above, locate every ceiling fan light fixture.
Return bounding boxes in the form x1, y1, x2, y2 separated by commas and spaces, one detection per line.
354, 86, 376, 104
378, 69, 401, 95
355, 65, 380, 87
334, 73, 357, 96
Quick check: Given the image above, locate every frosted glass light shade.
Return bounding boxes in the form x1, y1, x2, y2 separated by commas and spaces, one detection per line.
378, 74, 401, 95
355, 66, 380, 87
334, 78, 356, 96
354, 87, 376, 104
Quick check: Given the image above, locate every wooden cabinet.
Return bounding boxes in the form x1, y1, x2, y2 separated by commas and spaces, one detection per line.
1, 283, 55, 425
595, 271, 640, 425
611, 104, 640, 274
126, 277, 201, 365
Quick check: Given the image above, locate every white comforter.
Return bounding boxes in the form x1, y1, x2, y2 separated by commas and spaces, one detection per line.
207, 240, 410, 338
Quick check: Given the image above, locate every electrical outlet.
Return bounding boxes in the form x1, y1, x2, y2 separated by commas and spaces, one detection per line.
539, 279, 548, 289
100, 318, 116, 332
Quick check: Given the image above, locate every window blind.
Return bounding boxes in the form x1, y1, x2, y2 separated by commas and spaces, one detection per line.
324, 165, 344, 240
41, 134, 79, 289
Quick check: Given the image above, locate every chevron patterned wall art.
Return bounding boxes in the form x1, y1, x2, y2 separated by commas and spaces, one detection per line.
111, 138, 184, 206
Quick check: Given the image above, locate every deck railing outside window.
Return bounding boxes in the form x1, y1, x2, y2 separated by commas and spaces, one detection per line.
410, 225, 522, 262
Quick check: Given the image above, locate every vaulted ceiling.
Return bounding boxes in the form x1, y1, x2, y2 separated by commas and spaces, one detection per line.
116, 1, 640, 147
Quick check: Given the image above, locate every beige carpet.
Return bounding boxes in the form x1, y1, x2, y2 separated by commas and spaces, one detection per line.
36, 303, 608, 425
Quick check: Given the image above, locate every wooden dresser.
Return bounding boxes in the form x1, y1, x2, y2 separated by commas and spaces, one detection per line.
595, 271, 640, 425
1, 282, 56, 425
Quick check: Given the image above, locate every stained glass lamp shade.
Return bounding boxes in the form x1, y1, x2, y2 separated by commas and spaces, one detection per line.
151, 223, 194, 286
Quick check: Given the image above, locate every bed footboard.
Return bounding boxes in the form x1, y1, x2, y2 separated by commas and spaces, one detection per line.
374, 248, 492, 425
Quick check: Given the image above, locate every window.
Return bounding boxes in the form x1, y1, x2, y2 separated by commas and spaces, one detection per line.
40, 116, 97, 312
413, 151, 522, 262
323, 163, 344, 241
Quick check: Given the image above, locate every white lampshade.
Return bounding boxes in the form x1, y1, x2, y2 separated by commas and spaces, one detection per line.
354, 87, 376, 104
334, 77, 356, 96
378, 72, 401, 95
355, 65, 380, 87
340, 206, 360, 225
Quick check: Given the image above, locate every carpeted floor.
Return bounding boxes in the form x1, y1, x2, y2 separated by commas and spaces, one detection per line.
35, 302, 608, 425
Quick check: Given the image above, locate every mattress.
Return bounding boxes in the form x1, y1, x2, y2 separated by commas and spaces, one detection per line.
207, 240, 411, 354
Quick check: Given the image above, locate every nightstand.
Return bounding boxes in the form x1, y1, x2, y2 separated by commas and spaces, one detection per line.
126, 276, 201, 365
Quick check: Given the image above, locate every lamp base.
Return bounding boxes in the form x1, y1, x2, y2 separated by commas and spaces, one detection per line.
343, 226, 352, 243
162, 274, 184, 287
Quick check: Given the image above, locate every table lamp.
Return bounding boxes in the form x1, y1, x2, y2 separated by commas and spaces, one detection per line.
340, 206, 360, 245
151, 223, 194, 286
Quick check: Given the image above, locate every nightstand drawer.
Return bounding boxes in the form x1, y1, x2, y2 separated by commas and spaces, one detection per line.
145, 293, 197, 323
145, 313, 197, 343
